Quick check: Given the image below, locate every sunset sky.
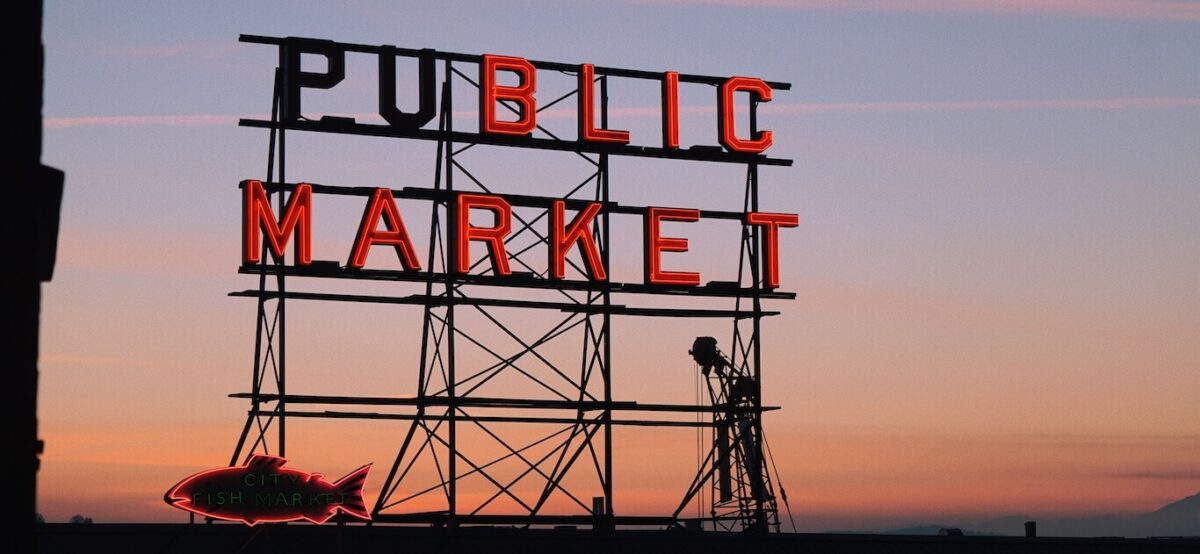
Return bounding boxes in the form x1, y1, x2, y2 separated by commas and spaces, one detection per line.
38, 0, 1198, 532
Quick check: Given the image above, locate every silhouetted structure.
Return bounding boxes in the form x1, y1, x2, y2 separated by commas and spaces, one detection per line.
679, 337, 786, 531
228, 36, 791, 531
7, 0, 64, 547
35, 523, 1200, 554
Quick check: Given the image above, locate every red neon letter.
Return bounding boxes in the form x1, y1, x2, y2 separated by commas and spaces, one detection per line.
662, 71, 679, 149
242, 180, 312, 265
746, 212, 798, 288
644, 207, 700, 286
480, 54, 537, 136
347, 188, 421, 270
717, 76, 773, 153
577, 63, 630, 144
550, 200, 606, 281
456, 193, 512, 275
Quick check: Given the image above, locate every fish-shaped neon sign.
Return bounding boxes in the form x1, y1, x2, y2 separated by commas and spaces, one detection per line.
165, 455, 371, 525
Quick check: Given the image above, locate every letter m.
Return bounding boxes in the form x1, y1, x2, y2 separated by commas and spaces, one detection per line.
242, 180, 313, 265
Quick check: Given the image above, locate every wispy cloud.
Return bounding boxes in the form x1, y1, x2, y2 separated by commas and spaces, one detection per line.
761, 97, 1200, 114
41, 353, 157, 369
995, 432, 1200, 450
1110, 470, 1200, 480
642, 0, 1200, 23
45, 96, 1200, 129
96, 42, 237, 59
44, 114, 242, 129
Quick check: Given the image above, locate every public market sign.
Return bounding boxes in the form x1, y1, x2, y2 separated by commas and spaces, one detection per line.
238, 36, 799, 289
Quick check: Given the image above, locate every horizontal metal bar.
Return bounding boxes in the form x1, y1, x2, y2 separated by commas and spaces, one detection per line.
370, 512, 679, 526
239, 263, 794, 301
230, 392, 777, 414
238, 34, 791, 90
252, 409, 723, 428
244, 180, 773, 221
228, 289, 779, 318
240, 119, 793, 167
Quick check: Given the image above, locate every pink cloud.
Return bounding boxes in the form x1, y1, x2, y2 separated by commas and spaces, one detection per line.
642, 0, 1200, 22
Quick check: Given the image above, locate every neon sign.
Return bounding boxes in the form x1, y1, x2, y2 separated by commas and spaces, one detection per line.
242, 180, 799, 288
235, 37, 798, 289
165, 456, 372, 526
240, 36, 794, 164
266, 39, 772, 151
223, 35, 796, 530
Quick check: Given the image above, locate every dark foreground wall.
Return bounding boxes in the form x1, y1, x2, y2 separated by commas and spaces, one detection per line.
37, 524, 1200, 554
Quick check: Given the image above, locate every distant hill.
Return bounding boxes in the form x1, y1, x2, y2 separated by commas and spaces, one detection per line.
825, 525, 990, 536
868, 525, 1000, 537
1148, 491, 1200, 517
827, 492, 1200, 538
1129, 491, 1200, 537
824, 523, 1002, 537
982, 492, 1200, 537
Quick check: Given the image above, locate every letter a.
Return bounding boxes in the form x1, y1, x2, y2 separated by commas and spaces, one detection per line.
348, 188, 421, 270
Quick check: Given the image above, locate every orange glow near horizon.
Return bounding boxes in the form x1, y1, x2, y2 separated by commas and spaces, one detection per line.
36, 420, 1200, 525
37, 204, 1200, 527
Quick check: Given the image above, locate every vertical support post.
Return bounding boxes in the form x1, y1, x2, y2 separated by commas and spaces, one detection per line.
747, 93, 767, 531
276, 44, 289, 460
370, 70, 451, 519
717, 423, 732, 502
231, 67, 282, 467
444, 58, 458, 523
599, 74, 615, 521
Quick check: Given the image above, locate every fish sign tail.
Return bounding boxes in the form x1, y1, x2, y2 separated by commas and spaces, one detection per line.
333, 463, 373, 520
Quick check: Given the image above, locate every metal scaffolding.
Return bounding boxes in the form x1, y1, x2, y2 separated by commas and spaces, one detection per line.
229, 35, 793, 531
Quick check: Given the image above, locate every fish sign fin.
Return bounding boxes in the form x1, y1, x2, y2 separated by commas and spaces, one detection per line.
245, 454, 288, 469
332, 463, 373, 520
306, 509, 336, 525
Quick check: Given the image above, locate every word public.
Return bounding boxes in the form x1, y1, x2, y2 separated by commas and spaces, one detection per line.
243, 181, 799, 288
277, 38, 778, 153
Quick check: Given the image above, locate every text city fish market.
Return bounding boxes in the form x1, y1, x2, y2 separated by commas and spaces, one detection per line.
243, 183, 798, 288
189, 491, 353, 507
189, 471, 349, 507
